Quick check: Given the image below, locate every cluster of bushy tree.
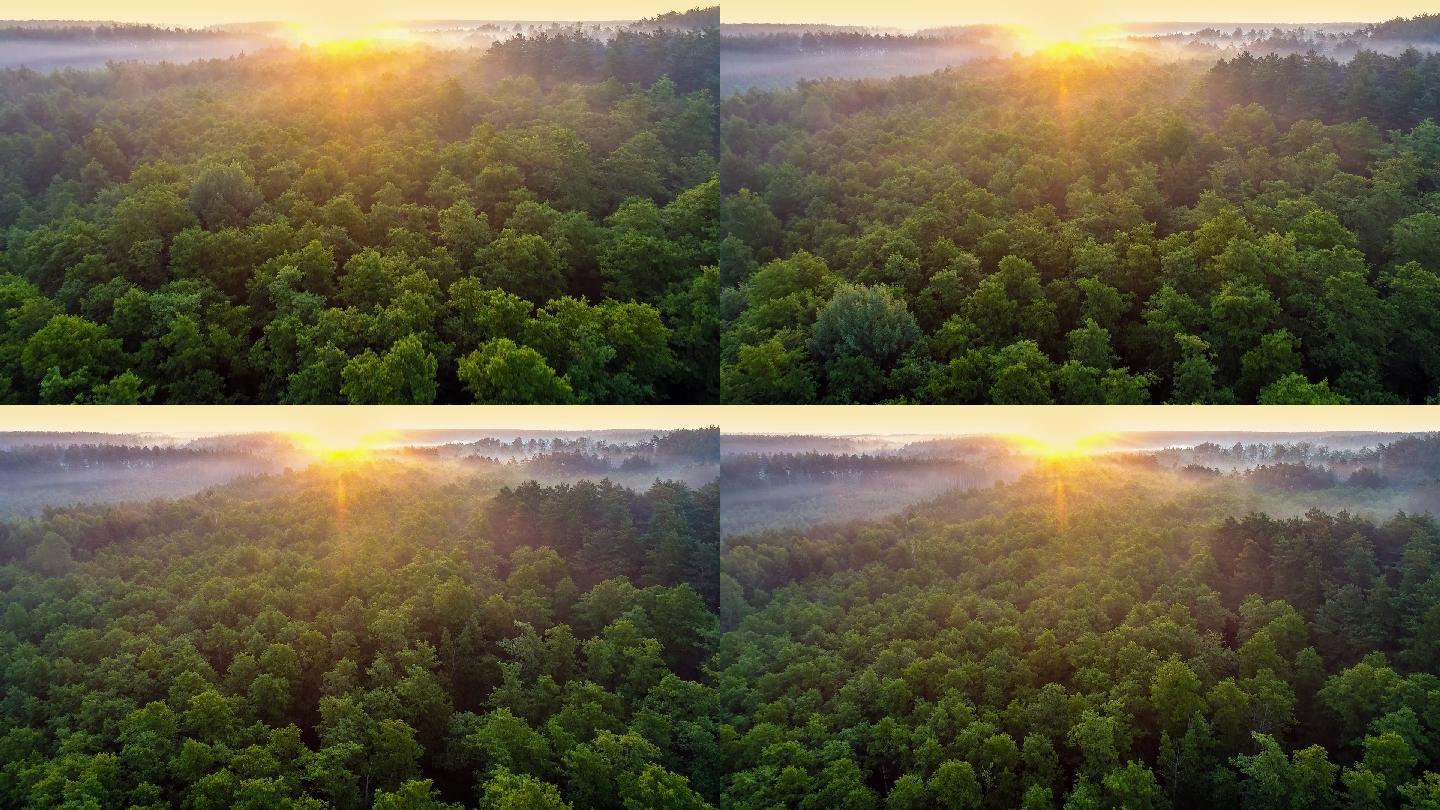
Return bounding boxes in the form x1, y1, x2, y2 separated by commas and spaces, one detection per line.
489, 9, 717, 96
719, 460, 1440, 807
720, 49, 1440, 403
1241, 462, 1340, 492
0, 13, 719, 404
1204, 50, 1440, 132
1357, 15, 1440, 44
487, 478, 720, 606
515, 451, 656, 477
465, 427, 720, 467
0, 463, 721, 807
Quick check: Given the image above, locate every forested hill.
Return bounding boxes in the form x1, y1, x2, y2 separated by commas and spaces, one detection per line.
0, 463, 722, 807
0, 15, 719, 404
720, 49, 1440, 404
718, 459, 1440, 808
1203, 49, 1440, 130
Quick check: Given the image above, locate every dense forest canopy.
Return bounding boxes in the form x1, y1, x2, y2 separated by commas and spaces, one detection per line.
0, 9, 720, 404
6, 424, 1440, 808
0, 451, 721, 807
719, 452, 1440, 808
719, 46, 1440, 404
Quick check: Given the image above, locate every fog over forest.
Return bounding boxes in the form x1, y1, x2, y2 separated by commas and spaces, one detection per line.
0, 422, 721, 808
0, 426, 719, 516
0, 13, 707, 71
720, 14, 1440, 93
721, 431, 1440, 535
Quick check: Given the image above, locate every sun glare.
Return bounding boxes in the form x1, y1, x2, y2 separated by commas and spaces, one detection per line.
283, 20, 415, 51
1012, 22, 1125, 56
291, 428, 393, 462
1008, 431, 1114, 460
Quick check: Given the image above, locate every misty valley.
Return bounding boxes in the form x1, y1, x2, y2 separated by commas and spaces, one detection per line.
720, 431, 1440, 808
0, 427, 721, 517
719, 15, 1440, 93
0, 427, 721, 808
3, 426, 1440, 806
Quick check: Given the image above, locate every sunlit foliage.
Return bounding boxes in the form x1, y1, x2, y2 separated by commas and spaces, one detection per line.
0, 462, 720, 806
0, 12, 719, 403
720, 50, 1440, 404
719, 454, 1440, 807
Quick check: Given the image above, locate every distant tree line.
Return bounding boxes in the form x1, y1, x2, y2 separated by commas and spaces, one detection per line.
488, 9, 717, 96
0, 24, 241, 42
720, 451, 987, 490
0, 443, 240, 471
1160, 435, 1440, 482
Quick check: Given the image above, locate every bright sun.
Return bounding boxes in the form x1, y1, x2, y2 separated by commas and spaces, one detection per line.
1012, 22, 1124, 56
1008, 431, 1113, 460
283, 20, 414, 50
291, 428, 392, 462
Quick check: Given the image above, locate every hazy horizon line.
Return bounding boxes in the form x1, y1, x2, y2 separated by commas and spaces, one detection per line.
0, 16, 651, 25
1, 14, 1390, 28
720, 17, 1386, 30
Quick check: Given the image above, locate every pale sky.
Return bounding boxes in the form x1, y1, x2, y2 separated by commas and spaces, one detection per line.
721, 0, 1432, 29
2, 406, 1435, 451
5, 0, 1425, 27
0, 406, 718, 448
711, 406, 1440, 448
3, 1, 685, 25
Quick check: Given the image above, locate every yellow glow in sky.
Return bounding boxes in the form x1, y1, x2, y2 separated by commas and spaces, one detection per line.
711, 405, 1440, 452
721, 0, 1436, 29
282, 20, 417, 48
1, 406, 1436, 451
3, 0, 681, 26
1006, 431, 1119, 459
0, 405, 718, 437
289, 427, 402, 461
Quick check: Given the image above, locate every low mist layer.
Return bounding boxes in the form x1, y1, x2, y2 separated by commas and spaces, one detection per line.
0, 426, 719, 516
